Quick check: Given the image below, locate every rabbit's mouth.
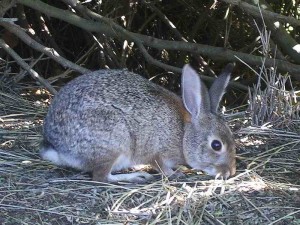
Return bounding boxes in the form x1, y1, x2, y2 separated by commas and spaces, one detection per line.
189, 163, 235, 179
203, 164, 235, 179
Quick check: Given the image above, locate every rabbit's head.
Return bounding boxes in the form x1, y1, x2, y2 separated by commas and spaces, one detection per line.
182, 64, 236, 179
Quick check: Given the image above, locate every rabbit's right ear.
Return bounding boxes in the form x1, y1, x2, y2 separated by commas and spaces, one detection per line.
182, 64, 210, 119
208, 63, 234, 113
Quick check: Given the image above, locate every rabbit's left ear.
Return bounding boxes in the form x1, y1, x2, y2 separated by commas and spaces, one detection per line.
181, 64, 210, 119
209, 63, 234, 113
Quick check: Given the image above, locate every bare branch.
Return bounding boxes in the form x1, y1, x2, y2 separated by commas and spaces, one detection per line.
141, 0, 187, 42
16, 0, 300, 78
0, 0, 17, 17
221, 0, 300, 27
0, 21, 91, 75
0, 38, 57, 94
222, 0, 300, 64
63, 2, 248, 90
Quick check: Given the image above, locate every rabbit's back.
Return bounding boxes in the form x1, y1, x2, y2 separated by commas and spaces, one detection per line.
43, 69, 185, 170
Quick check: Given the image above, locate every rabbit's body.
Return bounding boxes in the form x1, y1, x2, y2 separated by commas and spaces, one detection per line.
41, 65, 236, 183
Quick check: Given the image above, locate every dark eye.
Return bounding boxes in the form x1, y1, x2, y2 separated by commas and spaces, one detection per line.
211, 140, 222, 151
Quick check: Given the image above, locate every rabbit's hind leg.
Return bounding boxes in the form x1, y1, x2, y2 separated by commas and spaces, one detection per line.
92, 153, 154, 183
93, 167, 154, 184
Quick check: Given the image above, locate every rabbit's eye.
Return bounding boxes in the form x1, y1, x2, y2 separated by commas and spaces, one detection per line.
211, 140, 222, 151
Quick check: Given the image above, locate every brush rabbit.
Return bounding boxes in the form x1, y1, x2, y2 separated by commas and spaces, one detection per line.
40, 64, 236, 183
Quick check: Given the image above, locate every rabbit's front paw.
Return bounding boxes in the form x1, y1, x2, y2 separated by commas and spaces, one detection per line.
168, 171, 186, 180
108, 171, 154, 184
130, 172, 155, 184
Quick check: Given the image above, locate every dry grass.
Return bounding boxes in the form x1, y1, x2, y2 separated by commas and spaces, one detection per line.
0, 84, 299, 225
246, 19, 300, 129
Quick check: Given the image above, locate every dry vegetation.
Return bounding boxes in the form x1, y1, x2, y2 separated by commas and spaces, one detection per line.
0, 84, 299, 224
0, 0, 300, 224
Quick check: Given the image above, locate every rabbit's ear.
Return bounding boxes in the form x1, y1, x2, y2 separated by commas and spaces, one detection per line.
209, 63, 233, 113
182, 64, 210, 118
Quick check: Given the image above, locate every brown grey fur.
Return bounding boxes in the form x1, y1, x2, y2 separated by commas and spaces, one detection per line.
41, 65, 236, 183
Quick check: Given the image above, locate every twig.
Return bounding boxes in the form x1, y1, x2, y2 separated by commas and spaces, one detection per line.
0, 21, 90, 75
267, 210, 300, 225
226, 0, 300, 64
47, 42, 98, 83
141, 0, 187, 42
14, 53, 46, 82
0, 38, 57, 94
16, 0, 300, 77
62, 0, 120, 69
204, 209, 226, 225
221, 0, 300, 27
0, 0, 17, 17
66, 2, 182, 73
240, 193, 271, 222
35, 11, 66, 58
58, 2, 249, 91
0, 18, 18, 22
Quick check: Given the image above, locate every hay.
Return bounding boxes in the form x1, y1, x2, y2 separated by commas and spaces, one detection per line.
0, 88, 299, 225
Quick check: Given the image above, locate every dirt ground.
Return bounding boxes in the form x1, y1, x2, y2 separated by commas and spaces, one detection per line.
0, 89, 299, 225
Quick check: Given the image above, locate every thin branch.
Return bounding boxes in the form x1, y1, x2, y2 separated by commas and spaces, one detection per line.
221, 0, 300, 27
16, 0, 300, 78
222, 0, 300, 64
240, 194, 271, 222
0, 38, 57, 94
70, 3, 183, 72
0, 21, 90, 75
0, 0, 17, 17
140, 1, 216, 78
35, 11, 66, 58
67, 2, 249, 91
141, 0, 187, 42
14, 53, 46, 82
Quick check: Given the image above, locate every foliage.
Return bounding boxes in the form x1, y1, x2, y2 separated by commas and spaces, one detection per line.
0, 0, 299, 100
